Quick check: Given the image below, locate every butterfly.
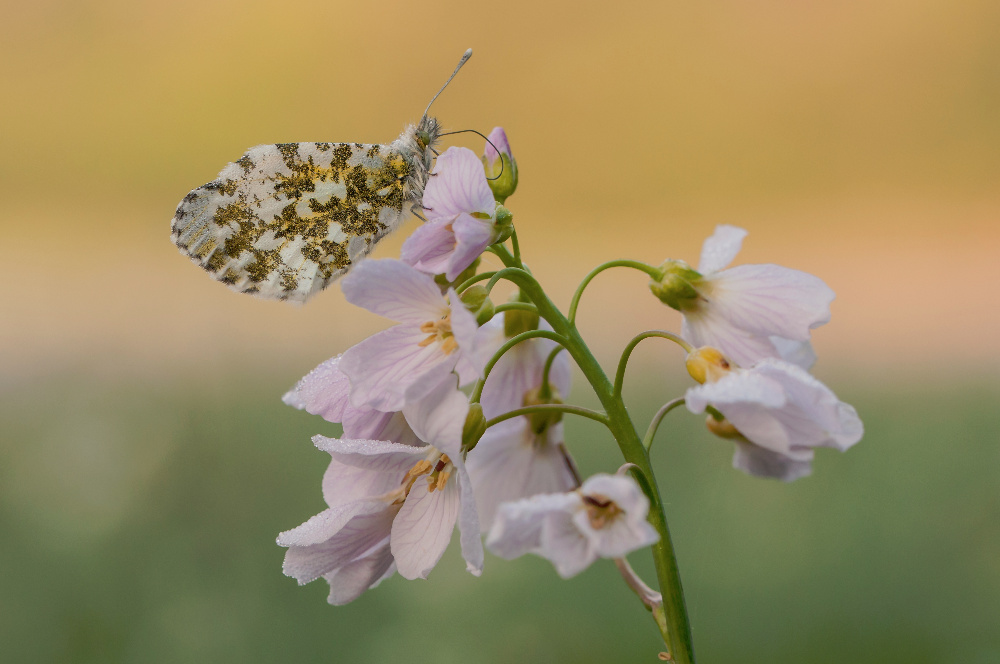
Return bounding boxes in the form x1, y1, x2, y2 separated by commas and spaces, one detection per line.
170, 49, 472, 303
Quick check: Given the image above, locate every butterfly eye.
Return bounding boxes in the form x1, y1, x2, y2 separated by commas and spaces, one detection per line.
415, 129, 432, 150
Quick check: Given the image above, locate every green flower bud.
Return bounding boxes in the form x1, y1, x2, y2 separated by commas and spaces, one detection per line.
483, 127, 518, 203
504, 290, 539, 337
460, 285, 495, 325
492, 204, 514, 244
462, 403, 488, 453
648, 259, 703, 311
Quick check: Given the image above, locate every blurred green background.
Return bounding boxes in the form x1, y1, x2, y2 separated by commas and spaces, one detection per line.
2, 1, 999, 662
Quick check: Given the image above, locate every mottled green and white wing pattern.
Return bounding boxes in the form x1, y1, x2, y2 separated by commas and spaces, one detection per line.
171, 141, 412, 303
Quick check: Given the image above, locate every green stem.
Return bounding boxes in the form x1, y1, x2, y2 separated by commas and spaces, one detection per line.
614, 331, 695, 401
510, 228, 521, 265
493, 301, 537, 316
502, 269, 696, 663
643, 398, 687, 455
484, 404, 610, 429
568, 259, 662, 325
457, 271, 497, 293
540, 346, 564, 399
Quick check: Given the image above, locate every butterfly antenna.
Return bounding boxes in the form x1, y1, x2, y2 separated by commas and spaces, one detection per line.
440, 128, 505, 181
422, 48, 473, 122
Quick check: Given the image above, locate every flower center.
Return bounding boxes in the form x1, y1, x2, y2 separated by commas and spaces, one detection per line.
392, 451, 454, 504
418, 314, 457, 355
581, 493, 623, 530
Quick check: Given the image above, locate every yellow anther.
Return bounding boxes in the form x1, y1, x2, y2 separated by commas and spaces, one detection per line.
435, 470, 451, 492
407, 459, 433, 477
440, 336, 458, 355
417, 334, 437, 347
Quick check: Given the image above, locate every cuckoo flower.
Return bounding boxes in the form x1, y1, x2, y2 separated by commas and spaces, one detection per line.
650, 225, 834, 369
486, 474, 659, 579
685, 351, 863, 481
278, 378, 483, 601
402, 147, 509, 281
340, 259, 492, 412
468, 317, 577, 531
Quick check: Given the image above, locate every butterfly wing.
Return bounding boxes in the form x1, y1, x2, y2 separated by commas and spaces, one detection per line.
171, 141, 412, 303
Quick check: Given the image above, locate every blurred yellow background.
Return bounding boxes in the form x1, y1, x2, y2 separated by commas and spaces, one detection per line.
2, 1, 998, 662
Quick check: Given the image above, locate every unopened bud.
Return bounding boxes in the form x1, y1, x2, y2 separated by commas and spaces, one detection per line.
483, 127, 518, 203
504, 290, 539, 337
493, 204, 514, 244
648, 259, 703, 312
685, 347, 734, 384
523, 385, 563, 435
460, 285, 495, 325
462, 403, 488, 453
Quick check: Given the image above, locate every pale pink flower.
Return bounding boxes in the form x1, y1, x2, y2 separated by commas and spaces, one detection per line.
486, 474, 659, 579
278, 379, 483, 601
401, 147, 503, 281
685, 358, 863, 481
339, 258, 493, 412
673, 225, 835, 369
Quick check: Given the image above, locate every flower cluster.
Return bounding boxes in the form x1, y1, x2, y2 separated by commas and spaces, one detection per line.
274, 124, 863, 635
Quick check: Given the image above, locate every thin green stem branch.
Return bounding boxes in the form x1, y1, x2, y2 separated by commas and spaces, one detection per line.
493, 301, 537, 316
499, 269, 696, 663
457, 271, 497, 293
469, 329, 569, 403
484, 404, 610, 429
614, 331, 695, 401
510, 228, 521, 264
643, 398, 687, 455
568, 259, 662, 325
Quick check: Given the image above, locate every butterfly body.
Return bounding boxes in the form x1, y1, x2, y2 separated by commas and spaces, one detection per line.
171, 116, 441, 303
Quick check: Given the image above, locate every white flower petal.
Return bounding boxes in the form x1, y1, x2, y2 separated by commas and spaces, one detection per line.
402, 377, 468, 457
685, 370, 786, 413
770, 336, 818, 370
698, 225, 747, 273
391, 477, 460, 580
447, 214, 496, 281
466, 419, 577, 532
281, 505, 398, 584
277, 500, 382, 548
485, 492, 580, 560
422, 147, 495, 219
682, 312, 784, 369
341, 259, 447, 324
282, 355, 351, 423
732, 440, 814, 481
323, 541, 395, 605
341, 325, 455, 412
400, 217, 458, 275
314, 435, 426, 470
705, 264, 834, 341
455, 461, 484, 576
540, 510, 596, 579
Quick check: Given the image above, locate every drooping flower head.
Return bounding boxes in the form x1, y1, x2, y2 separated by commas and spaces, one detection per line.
402, 147, 512, 282
486, 473, 659, 578
685, 347, 863, 481
277, 378, 483, 603
650, 225, 835, 369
